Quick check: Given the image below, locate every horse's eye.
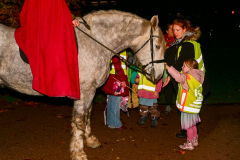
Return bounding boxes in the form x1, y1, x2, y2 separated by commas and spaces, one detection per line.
155, 45, 160, 49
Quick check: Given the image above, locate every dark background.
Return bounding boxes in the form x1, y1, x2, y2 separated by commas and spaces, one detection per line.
0, 0, 239, 103
78, 0, 240, 104
80, 0, 240, 37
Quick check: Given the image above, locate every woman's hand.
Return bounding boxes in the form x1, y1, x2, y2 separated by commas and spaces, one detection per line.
153, 91, 158, 98
162, 76, 171, 87
72, 19, 80, 28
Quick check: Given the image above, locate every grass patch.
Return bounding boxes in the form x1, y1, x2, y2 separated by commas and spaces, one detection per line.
0, 94, 18, 102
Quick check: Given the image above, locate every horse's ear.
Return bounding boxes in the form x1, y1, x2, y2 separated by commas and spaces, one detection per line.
150, 15, 159, 31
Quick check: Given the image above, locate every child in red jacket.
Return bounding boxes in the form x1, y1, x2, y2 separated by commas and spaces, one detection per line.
102, 55, 129, 130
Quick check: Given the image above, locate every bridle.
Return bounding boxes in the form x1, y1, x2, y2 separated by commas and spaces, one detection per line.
134, 27, 165, 79
76, 18, 165, 77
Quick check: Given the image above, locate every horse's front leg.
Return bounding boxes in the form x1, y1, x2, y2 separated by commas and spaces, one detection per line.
84, 104, 101, 148
70, 100, 87, 160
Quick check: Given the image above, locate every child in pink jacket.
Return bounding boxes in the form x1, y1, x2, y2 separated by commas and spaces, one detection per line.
135, 74, 162, 128
166, 59, 204, 150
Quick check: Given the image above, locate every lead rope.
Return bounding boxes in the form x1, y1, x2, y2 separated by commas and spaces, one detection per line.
76, 18, 165, 75
75, 24, 145, 73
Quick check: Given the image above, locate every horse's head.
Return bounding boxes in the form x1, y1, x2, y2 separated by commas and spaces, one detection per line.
132, 15, 165, 82
77, 11, 165, 82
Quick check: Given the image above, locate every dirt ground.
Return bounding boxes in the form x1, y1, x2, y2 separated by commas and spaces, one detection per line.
0, 97, 240, 160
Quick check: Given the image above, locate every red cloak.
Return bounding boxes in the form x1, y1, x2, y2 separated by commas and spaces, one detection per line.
15, 0, 80, 99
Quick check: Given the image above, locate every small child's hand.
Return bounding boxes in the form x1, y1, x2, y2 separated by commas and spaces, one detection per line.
165, 64, 169, 70
135, 78, 139, 84
121, 81, 126, 87
153, 91, 158, 98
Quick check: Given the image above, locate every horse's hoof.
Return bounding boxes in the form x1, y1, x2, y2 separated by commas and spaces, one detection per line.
85, 135, 102, 149
69, 150, 88, 160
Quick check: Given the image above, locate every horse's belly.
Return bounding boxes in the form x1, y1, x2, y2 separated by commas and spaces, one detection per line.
0, 52, 40, 96
0, 24, 40, 96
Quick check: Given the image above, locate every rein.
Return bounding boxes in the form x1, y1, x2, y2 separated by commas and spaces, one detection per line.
135, 28, 165, 69
76, 18, 165, 76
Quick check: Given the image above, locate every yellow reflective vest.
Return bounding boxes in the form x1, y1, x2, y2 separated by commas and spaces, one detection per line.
178, 40, 205, 76
176, 73, 203, 114
138, 73, 156, 92
109, 51, 127, 75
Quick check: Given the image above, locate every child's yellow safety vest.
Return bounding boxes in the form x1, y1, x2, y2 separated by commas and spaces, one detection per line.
176, 73, 203, 114
110, 51, 127, 75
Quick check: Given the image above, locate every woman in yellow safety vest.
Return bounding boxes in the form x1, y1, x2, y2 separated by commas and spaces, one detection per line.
166, 59, 204, 151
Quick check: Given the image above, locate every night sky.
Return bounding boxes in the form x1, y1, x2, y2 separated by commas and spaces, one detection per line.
82, 0, 240, 35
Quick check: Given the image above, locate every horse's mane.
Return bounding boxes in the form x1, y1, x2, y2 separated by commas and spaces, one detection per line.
84, 10, 148, 22
84, 10, 150, 35
82, 10, 164, 55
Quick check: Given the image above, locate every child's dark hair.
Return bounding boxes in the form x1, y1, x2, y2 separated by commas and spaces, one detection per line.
166, 23, 172, 30
184, 59, 198, 69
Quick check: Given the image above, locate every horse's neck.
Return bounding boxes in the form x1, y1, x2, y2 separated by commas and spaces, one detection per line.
87, 11, 149, 53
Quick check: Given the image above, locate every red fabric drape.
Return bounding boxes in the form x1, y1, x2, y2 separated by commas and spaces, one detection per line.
15, 0, 80, 99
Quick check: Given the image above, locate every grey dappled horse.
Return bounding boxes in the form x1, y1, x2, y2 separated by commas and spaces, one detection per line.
0, 10, 165, 160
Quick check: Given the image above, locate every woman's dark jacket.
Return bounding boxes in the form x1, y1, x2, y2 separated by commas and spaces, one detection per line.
164, 37, 210, 97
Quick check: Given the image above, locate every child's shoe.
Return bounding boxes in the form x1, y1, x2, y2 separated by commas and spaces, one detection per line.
150, 117, 158, 128
192, 136, 199, 147
179, 139, 194, 150
137, 116, 147, 125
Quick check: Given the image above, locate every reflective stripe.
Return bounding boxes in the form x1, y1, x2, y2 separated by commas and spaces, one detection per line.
196, 54, 202, 63
193, 100, 202, 104
138, 85, 155, 91
112, 65, 126, 69
196, 54, 204, 71
181, 92, 187, 105
194, 84, 202, 97
109, 51, 127, 75
200, 63, 204, 72
176, 102, 200, 113
120, 55, 126, 59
